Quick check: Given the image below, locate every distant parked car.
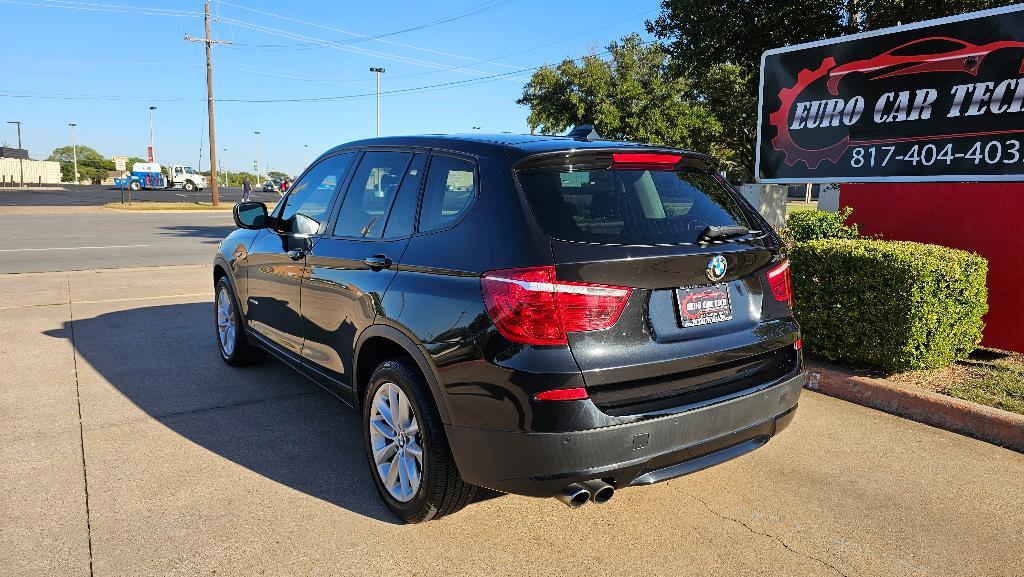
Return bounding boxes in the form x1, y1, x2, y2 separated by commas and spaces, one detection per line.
214, 131, 803, 522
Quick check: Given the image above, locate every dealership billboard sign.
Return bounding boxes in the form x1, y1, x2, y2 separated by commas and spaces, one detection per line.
757, 5, 1024, 183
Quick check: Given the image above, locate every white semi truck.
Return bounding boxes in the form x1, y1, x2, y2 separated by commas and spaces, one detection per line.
166, 165, 207, 192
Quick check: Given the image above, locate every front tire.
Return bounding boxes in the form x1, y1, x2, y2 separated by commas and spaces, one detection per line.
215, 277, 264, 366
184, 181, 197, 192
363, 359, 475, 523
129, 181, 141, 191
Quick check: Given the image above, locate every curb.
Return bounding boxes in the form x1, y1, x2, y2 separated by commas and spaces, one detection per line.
806, 363, 1024, 453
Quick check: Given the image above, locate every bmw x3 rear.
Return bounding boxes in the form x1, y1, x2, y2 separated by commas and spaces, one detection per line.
214, 131, 803, 523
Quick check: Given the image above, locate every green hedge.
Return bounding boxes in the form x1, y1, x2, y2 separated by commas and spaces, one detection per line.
785, 207, 859, 242
790, 239, 988, 372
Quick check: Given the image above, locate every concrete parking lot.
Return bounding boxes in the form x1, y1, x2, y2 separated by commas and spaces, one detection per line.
1, 193, 1023, 577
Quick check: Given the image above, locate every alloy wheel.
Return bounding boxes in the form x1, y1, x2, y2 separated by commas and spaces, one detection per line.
216, 287, 236, 357
368, 382, 423, 503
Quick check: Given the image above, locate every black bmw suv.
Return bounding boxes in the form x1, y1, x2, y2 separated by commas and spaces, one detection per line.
214, 130, 803, 523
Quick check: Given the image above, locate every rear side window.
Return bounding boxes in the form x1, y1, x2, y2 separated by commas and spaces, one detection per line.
516, 168, 751, 245
383, 153, 427, 238
419, 155, 475, 233
333, 151, 413, 238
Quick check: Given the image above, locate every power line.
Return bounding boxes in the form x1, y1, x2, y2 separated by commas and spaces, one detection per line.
217, 0, 522, 71
0, 0, 199, 17
384, 7, 660, 81
215, 15, 519, 80
0, 41, 648, 104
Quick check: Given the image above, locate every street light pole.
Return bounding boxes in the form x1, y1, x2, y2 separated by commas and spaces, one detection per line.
6, 121, 23, 187
222, 147, 228, 187
148, 106, 156, 162
304, 144, 309, 167
254, 131, 261, 185
370, 67, 385, 137
69, 123, 78, 184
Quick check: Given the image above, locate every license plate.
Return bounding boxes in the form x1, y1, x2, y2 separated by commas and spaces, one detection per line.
677, 284, 733, 328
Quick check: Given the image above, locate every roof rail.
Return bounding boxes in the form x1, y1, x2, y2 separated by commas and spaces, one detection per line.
566, 124, 601, 141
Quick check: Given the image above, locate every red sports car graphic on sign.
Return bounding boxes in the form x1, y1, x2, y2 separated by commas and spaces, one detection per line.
826, 36, 1024, 95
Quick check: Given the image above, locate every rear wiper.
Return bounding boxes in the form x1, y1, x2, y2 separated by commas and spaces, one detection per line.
697, 225, 750, 244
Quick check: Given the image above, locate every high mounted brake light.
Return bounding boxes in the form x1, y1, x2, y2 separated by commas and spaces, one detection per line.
610, 153, 682, 167
481, 266, 632, 346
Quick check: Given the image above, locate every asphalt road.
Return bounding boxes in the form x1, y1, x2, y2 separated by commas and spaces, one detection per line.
0, 184, 281, 206
0, 209, 234, 273
2, 265, 1022, 577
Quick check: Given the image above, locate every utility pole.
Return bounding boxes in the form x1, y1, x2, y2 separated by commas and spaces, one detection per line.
370, 67, 385, 136
148, 106, 156, 162
185, 1, 230, 206
222, 148, 228, 187
254, 131, 261, 186
69, 123, 78, 184
6, 121, 22, 187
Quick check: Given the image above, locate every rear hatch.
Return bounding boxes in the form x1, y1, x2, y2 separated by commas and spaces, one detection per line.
514, 149, 799, 415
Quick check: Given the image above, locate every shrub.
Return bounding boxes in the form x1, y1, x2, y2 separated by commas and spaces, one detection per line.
790, 239, 988, 373
785, 207, 859, 242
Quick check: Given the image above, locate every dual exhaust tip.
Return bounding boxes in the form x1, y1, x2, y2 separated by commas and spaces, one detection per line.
554, 479, 614, 509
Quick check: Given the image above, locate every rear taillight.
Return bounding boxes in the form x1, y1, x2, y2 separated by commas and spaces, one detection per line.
767, 259, 792, 306
481, 266, 632, 346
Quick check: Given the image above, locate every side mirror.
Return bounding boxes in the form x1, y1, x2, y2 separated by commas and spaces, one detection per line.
233, 201, 269, 229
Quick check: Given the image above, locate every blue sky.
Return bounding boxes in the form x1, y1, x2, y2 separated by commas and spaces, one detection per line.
0, 0, 660, 175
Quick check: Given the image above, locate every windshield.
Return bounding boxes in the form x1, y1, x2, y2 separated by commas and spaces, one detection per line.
517, 168, 753, 245
183, 167, 194, 174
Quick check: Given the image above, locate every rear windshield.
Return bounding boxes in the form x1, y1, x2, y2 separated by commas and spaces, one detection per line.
517, 168, 753, 245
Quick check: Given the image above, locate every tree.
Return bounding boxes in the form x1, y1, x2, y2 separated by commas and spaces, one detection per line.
647, 0, 1018, 179
267, 170, 290, 181
517, 34, 722, 157
48, 145, 114, 184
857, 0, 1017, 28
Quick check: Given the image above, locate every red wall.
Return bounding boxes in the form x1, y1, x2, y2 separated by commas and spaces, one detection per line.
841, 183, 1024, 352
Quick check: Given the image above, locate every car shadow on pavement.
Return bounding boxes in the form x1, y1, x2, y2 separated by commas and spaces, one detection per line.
45, 301, 501, 525
159, 224, 238, 243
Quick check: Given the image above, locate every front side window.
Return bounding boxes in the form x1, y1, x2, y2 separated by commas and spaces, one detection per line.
419, 155, 476, 233
333, 151, 413, 238
277, 153, 354, 235
517, 168, 751, 245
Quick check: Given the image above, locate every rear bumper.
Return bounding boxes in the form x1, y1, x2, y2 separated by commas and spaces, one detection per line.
445, 371, 803, 497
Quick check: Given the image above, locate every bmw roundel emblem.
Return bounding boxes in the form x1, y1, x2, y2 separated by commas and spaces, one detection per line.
706, 255, 728, 282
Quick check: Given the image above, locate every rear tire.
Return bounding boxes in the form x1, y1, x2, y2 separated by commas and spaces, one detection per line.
363, 359, 475, 523
129, 181, 140, 191
215, 277, 264, 366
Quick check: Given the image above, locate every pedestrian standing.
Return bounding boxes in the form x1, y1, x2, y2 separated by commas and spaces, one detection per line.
242, 176, 252, 202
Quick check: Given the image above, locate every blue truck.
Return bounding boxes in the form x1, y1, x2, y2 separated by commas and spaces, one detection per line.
113, 162, 167, 191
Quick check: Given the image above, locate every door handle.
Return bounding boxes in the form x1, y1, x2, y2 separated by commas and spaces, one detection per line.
287, 249, 307, 261
362, 254, 392, 270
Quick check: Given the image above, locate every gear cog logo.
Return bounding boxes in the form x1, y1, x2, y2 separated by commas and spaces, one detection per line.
767, 57, 851, 169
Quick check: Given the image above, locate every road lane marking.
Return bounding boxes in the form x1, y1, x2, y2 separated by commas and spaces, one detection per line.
0, 244, 150, 252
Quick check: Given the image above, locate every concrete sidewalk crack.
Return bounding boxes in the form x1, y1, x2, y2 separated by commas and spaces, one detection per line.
67, 278, 95, 577
680, 489, 850, 577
